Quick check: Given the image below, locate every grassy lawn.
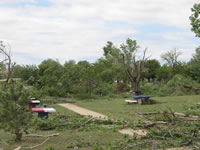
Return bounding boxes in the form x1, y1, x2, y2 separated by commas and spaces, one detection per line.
0, 128, 123, 150
74, 95, 200, 121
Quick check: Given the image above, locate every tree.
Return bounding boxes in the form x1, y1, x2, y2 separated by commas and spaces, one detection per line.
143, 59, 161, 82
161, 49, 182, 75
102, 39, 149, 93
0, 81, 31, 141
60, 60, 77, 94
101, 42, 126, 83
120, 39, 149, 92
190, 3, 200, 37
38, 59, 64, 96
0, 41, 15, 82
156, 65, 172, 83
188, 46, 200, 82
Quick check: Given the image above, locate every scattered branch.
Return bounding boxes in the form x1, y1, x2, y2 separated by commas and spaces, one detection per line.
21, 138, 50, 149
23, 133, 59, 138
14, 133, 60, 150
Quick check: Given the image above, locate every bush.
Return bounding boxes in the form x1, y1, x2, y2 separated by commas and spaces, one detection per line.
73, 93, 97, 100
141, 75, 200, 96
93, 83, 115, 96
29, 87, 45, 99
140, 82, 160, 96
159, 75, 200, 96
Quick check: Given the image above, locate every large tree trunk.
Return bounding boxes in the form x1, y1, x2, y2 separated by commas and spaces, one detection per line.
131, 80, 141, 94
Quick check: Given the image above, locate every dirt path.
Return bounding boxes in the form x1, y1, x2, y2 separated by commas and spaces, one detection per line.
58, 103, 108, 120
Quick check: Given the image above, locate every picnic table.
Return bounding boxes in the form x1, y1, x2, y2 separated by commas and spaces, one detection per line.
29, 98, 56, 119
133, 96, 151, 104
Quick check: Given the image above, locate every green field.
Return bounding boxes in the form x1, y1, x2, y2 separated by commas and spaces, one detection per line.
0, 95, 199, 150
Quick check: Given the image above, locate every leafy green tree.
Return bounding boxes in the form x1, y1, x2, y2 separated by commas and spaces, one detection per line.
102, 39, 149, 92
102, 41, 125, 83
156, 65, 172, 83
190, 3, 200, 37
38, 59, 64, 96
12, 65, 38, 85
99, 41, 126, 83
161, 49, 182, 75
0, 81, 31, 141
188, 47, 200, 82
73, 61, 97, 94
143, 59, 161, 82
60, 60, 77, 94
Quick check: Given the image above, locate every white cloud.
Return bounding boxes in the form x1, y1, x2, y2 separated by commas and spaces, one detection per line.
0, 0, 199, 64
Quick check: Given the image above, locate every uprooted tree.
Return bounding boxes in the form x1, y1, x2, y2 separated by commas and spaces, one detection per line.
103, 38, 149, 93
0, 41, 15, 82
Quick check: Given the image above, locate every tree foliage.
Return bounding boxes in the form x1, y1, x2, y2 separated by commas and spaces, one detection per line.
188, 47, 200, 82
0, 81, 31, 141
190, 3, 200, 37
156, 65, 172, 82
143, 59, 160, 82
12, 65, 38, 85
38, 59, 64, 96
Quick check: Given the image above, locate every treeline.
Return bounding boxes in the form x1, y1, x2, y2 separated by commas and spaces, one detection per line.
8, 39, 200, 98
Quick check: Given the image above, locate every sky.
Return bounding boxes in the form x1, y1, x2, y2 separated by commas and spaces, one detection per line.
0, 0, 199, 65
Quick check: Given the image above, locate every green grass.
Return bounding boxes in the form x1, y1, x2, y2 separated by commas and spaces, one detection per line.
0, 129, 123, 150
74, 95, 200, 121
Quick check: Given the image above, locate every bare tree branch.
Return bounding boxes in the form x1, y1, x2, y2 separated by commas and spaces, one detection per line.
0, 41, 15, 82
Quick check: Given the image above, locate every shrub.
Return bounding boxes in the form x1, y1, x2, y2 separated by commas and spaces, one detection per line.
73, 93, 97, 100
93, 82, 115, 96
141, 75, 200, 96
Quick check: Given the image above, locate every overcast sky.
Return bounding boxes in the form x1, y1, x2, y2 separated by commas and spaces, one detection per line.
0, 0, 199, 65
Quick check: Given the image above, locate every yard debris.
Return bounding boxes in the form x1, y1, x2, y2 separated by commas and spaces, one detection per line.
166, 147, 193, 150
143, 121, 168, 128
15, 133, 60, 150
23, 133, 60, 138
14, 146, 21, 150
119, 129, 147, 139
137, 112, 200, 121
21, 137, 51, 149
